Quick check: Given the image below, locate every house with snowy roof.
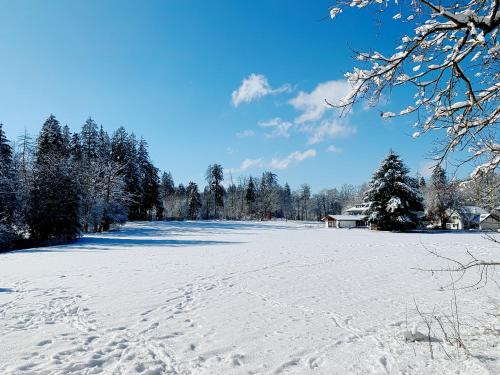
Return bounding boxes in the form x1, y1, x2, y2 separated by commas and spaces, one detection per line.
446, 206, 500, 231
322, 203, 369, 228
322, 214, 367, 229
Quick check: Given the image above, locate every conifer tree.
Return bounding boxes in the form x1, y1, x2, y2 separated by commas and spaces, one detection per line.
29, 115, 81, 242
0, 123, 16, 247
245, 176, 256, 216
280, 183, 293, 220
258, 172, 279, 220
160, 172, 175, 219
365, 151, 423, 231
186, 182, 202, 220
138, 139, 161, 220
206, 164, 224, 218
81, 117, 98, 162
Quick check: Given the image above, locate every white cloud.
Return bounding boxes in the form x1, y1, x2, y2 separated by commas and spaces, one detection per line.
231, 73, 290, 107
307, 118, 356, 145
236, 129, 255, 138
289, 80, 351, 124
258, 117, 294, 138
326, 145, 342, 153
270, 149, 316, 170
227, 158, 263, 173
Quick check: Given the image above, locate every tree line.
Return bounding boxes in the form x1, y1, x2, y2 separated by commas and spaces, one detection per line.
1, 118, 498, 250
0, 116, 162, 250
159, 167, 367, 222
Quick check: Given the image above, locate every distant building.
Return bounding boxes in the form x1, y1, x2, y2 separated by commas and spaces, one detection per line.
479, 213, 500, 231
446, 206, 495, 230
322, 214, 367, 229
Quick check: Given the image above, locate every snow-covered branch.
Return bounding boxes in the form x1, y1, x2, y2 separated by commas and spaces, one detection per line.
329, 0, 499, 180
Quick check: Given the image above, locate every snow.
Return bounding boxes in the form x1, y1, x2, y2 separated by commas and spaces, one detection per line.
0, 221, 499, 374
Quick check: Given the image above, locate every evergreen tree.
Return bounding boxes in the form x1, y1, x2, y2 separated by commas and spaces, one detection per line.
61, 125, 71, 158
186, 182, 202, 219
97, 126, 111, 161
258, 171, 279, 220
29, 115, 81, 242
245, 176, 256, 216
160, 172, 175, 219
0, 123, 16, 247
281, 183, 293, 220
70, 132, 83, 162
81, 117, 98, 162
365, 151, 423, 230
206, 164, 224, 218
299, 184, 311, 220
138, 139, 161, 220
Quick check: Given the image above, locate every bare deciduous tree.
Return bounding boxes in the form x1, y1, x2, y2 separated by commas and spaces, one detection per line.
329, 0, 499, 179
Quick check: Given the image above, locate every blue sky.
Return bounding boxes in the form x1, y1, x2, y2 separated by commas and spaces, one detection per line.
0, 0, 442, 191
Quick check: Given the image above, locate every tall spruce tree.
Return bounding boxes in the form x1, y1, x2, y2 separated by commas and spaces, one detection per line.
0, 123, 16, 247
206, 164, 224, 218
29, 115, 81, 242
186, 182, 202, 220
258, 172, 279, 220
280, 183, 293, 220
81, 117, 99, 162
245, 177, 256, 216
138, 139, 161, 220
365, 151, 423, 230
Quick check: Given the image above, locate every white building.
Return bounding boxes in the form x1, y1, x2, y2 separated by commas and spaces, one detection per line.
446, 206, 493, 230
322, 214, 367, 229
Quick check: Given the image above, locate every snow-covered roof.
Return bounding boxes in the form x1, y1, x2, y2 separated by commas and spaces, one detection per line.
345, 203, 370, 214
480, 213, 500, 223
323, 215, 367, 221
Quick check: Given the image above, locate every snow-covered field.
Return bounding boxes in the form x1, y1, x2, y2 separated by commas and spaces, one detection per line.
1, 221, 499, 374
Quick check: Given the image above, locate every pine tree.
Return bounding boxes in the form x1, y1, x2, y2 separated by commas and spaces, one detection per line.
186, 182, 202, 220
138, 139, 160, 220
259, 172, 279, 220
160, 172, 175, 219
245, 176, 256, 216
206, 164, 224, 218
29, 115, 81, 242
280, 183, 292, 220
365, 151, 423, 230
81, 117, 98, 162
70, 133, 82, 162
0, 123, 16, 247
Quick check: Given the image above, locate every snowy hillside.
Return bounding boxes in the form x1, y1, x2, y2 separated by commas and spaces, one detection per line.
0, 221, 498, 374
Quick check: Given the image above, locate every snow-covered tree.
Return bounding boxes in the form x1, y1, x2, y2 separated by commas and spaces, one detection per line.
365, 151, 424, 230
186, 182, 202, 220
206, 164, 224, 218
329, 0, 499, 180
29, 115, 81, 242
160, 171, 175, 218
245, 176, 257, 216
426, 165, 453, 227
258, 171, 279, 220
0, 123, 16, 248
138, 138, 161, 220
280, 182, 293, 219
